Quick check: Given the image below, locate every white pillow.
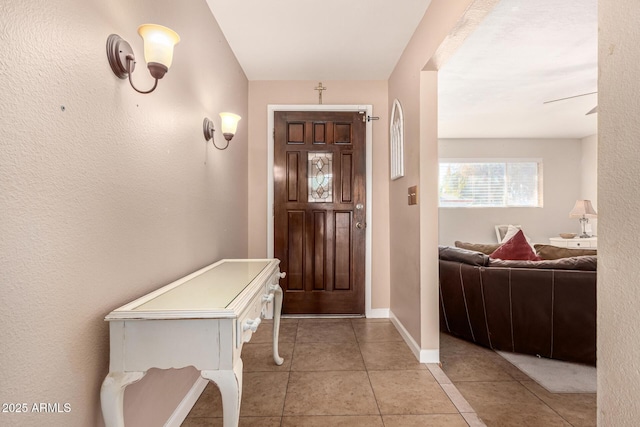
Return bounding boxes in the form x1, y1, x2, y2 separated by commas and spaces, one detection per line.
501, 225, 536, 252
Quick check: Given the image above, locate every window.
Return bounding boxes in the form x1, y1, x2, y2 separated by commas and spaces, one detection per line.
439, 159, 543, 208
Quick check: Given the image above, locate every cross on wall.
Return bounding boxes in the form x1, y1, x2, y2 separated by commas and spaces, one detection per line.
314, 82, 326, 104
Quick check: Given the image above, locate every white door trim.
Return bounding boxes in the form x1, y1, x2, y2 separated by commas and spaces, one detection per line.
267, 104, 374, 317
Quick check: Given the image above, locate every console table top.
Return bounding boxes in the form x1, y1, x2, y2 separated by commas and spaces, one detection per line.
104, 259, 277, 321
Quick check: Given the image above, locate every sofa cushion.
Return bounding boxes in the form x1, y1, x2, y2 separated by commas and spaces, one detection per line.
488, 255, 597, 271
454, 241, 501, 255
490, 230, 541, 261
534, 244, 597, 260
439, 246, 490, 266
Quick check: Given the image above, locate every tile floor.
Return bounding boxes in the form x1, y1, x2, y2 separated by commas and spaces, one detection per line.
181, 318, 596, 426
439, 333, 596, 427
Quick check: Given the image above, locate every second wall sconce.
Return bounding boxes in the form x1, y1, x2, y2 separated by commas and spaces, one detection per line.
203, 113, 241, 150
106, 24, 180, 94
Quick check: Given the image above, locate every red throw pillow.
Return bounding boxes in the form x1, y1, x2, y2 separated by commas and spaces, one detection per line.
490, 230, 541, 261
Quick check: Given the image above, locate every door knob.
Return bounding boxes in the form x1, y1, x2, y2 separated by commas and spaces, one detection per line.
356, 222, 366, 229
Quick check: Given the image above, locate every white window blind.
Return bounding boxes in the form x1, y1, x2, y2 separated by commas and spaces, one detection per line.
439, 160, 542, 208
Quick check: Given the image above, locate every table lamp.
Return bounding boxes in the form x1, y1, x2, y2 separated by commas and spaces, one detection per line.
569, 199, 597, 238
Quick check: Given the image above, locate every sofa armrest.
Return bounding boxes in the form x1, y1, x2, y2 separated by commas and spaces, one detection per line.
439, 246, 490, 266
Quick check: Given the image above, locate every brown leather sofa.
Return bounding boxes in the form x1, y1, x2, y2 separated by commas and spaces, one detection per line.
439, 246, 597, 365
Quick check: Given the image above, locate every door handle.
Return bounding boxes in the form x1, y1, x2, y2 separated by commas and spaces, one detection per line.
356, 222, 366, 229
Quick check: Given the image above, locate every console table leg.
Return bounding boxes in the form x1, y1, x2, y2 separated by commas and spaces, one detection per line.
272, 284, 284, 366
202, 361, 243, 427
100, 371, 146, 427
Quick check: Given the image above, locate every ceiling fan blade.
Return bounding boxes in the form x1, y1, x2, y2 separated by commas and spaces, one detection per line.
544, 91, 598, 104
586, 106, 598, 115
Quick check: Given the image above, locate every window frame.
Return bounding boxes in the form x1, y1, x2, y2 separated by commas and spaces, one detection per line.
438, 158, 544, 208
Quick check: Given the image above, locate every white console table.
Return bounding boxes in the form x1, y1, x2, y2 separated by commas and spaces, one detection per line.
549, 237, 597, 249
100, 259, 285, 427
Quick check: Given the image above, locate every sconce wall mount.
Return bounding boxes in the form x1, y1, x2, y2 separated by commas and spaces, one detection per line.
106, 24, 179, 94
203, 113, 241, 150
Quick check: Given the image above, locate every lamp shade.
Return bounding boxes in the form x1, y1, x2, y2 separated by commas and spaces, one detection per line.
137, 24, 180, 69
569, 199, 598, 218
220, 112, 241, 136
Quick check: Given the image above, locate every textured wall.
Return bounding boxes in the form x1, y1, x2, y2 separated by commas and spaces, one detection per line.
580, 134, 598, 236
387, 0, 474, 353
0, 0, 248, 425
438, 138, 584, 245
598, 0, 640, 424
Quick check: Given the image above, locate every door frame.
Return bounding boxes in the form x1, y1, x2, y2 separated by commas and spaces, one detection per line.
267, 104, 375, 317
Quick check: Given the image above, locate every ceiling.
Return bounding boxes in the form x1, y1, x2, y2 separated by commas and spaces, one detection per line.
206, 0, 598, 139
205, 0, 431, 81
438, 0, 598, 139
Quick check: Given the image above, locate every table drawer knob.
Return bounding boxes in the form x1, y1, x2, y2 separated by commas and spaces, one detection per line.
243, 318, 262, 333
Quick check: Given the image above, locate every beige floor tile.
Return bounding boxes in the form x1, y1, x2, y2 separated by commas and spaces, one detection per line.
461, 412, 487, 427
187, 383, 223, 418
359, 341, 426, 370
382, 414, 470, 427
426, 363, 452, 384
351, 317, 392, 323
440, 383, 475, 413
440, 354, 515, 382
353, 321, 404, 342
295, 319, 357, 343
242, 342, 293, 372
455, 381, 572, 426
239, 416, 282, 426
291, 341, 365, 371
250, 319, 298, 344
521, 380, 597, 427
283, 371, 378, 416
181, 417, 221, 427
239, 372, 289, 417
281, 415, 384, 426
368, 370, 458, 415
181, 417, 282, 427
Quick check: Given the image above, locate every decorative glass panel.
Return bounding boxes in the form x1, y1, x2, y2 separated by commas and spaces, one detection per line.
308, 152, 333, 202
390, 99, 404, 180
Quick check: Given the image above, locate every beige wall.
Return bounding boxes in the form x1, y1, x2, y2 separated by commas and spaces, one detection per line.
388, 0, 475, 353
438, 138, 584, 245
598, 0, 640, 423
581, 134, 598, 235
247, 80, 391, 310
0, 0, 248, 425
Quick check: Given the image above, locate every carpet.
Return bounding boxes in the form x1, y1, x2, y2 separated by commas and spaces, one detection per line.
497, 351, 596, 393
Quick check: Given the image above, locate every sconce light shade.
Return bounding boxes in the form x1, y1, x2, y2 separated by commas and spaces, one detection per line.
203, 113, 241, 150
106, 24, 179, 94
219, 112, 241, 142
137, 24, 180, 79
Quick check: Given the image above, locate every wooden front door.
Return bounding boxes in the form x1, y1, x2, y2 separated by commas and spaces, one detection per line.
274, 111, 366, 315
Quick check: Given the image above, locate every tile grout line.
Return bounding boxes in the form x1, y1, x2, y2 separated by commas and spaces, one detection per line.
425, 363, 487, 427
351, 318, 385, 424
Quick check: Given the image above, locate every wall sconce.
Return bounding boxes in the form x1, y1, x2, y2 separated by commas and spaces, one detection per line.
203, 113, 241, 150
106, 24, 180, 94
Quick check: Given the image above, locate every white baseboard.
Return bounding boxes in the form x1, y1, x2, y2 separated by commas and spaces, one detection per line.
164, 377, 208, 427
389, 310, 440, 364
366, 308, 390, 318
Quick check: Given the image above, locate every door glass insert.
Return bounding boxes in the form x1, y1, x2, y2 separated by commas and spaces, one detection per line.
308, 152, 333, 202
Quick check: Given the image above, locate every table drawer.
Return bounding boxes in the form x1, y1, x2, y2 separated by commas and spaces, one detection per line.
567, 240, 595, 248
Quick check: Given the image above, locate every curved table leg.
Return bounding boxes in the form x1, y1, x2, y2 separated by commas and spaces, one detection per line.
271, 283, 284, 366
101, 371, 146, 427
202, 359, 243, 427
